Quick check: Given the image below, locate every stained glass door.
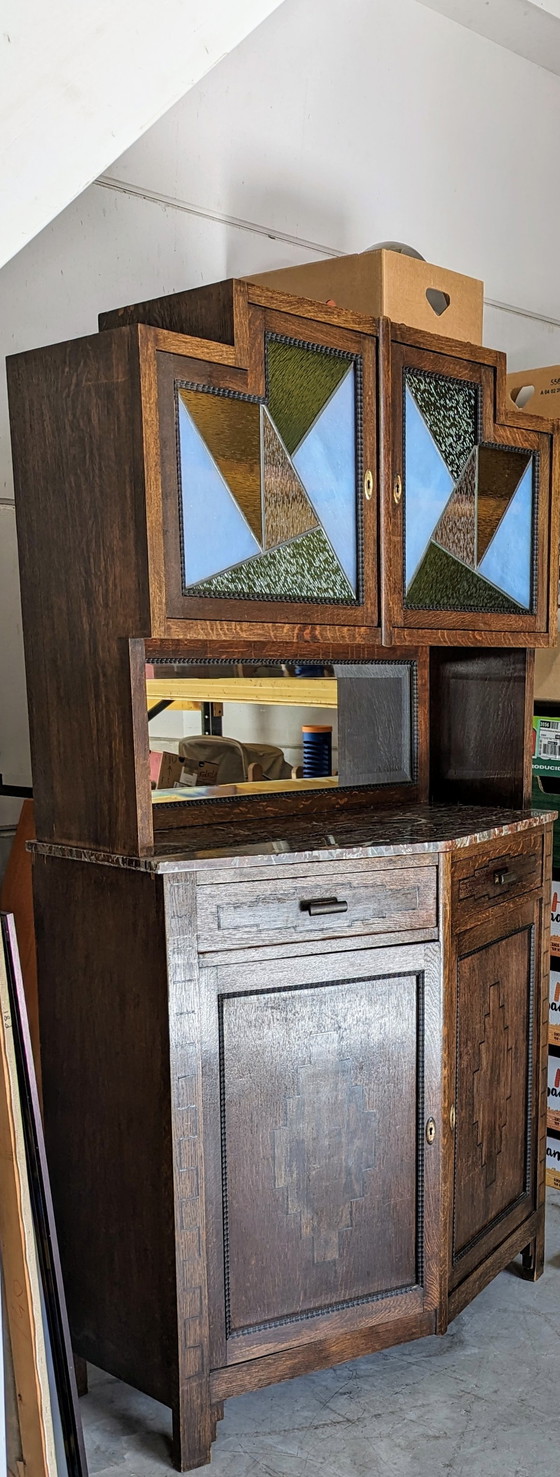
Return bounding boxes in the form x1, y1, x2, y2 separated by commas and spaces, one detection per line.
156, 312, 378, 629
386, 343, 551, 644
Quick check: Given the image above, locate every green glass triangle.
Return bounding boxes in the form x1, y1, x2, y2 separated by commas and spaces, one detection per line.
405, 368, 477, 482
405, 540, 525, 614
267, 338, 350, 455
186, 526, 355, 602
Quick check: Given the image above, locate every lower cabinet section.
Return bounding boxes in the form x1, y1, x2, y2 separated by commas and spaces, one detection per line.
201, 942, 443, 1370
31, 825, 552, 1471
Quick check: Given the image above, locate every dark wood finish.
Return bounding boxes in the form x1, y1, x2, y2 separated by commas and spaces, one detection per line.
8, 271, 556, 1469
430, 648, 533, 808
210, 1310, 436, 1401
0, 800, 40, 1094
29, 819, 552, 1470
7, 331, 154, 856
32, 855, 177, 1411
99, 279, 242, 345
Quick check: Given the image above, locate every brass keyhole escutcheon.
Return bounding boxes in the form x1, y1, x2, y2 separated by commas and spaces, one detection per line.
393, 473, 402, 505
426, 1117, 436, 1145
450, 1105, 456, 1132
364, 469, 374, 501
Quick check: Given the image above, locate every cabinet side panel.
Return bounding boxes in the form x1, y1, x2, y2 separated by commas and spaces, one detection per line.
33, 855, 176, 1407
7, 330, 152, 854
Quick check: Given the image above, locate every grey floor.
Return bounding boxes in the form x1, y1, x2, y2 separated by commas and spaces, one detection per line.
82, 1190, 560, 1477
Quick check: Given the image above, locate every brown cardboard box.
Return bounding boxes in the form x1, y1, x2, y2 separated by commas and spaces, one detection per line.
149, 749, 184, 789
245, 249, 484, 343
506, 364, 560, 420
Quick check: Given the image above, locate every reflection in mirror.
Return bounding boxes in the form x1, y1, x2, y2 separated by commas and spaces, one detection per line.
146, 660, 417, 805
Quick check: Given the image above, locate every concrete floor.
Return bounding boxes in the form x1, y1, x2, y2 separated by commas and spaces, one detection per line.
82, 1191, 560, 1477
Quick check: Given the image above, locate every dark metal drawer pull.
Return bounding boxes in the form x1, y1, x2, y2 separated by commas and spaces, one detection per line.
300, 897, 349, 916
493, 868, 509, 886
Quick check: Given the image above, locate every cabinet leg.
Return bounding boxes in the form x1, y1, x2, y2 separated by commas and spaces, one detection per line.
73, 1355, 88, 1397
520, 1215, 545, 1282
172, 1378, 213, 1471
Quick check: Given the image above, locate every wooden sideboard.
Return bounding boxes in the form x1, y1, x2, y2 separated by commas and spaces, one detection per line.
7, 272, 559, 1469
31, 808, 552, 1469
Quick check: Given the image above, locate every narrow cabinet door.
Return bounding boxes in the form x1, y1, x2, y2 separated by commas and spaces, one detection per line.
200, 941, 443, 1370
450, 895, 543, 1296
383, 337, 553, 646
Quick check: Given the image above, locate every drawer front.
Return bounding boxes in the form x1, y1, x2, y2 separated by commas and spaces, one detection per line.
452, 835, 543, 928
196, 864, 437, 951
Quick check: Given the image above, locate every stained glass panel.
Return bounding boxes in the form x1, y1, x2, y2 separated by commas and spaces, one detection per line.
404, 387, 453, 588
432, 449, 476, 567
405, 367, 478, 481
266, 338, 350, 455
185, 526, 355, 602
179, 388, 262, 542
293, 366, 357, 591
478, 459, 533, 609
476, 446, 532, 561
406, 540, 525, 614
178, 400, 260, 585
261, 409, 317, 549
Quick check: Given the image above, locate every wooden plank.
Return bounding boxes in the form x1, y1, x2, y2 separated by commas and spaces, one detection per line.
146, 677, 338, 708
0, 924, 56, 1475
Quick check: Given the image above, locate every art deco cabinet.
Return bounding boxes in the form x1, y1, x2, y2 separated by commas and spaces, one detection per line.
7, 274, 558, 1469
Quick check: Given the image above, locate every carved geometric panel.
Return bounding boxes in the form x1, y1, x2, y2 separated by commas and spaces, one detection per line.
454, 926, 532, 1260
220, 974, 420, 1336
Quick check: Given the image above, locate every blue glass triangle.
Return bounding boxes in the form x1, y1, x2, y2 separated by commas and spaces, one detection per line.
178, 399, 260, 585
292, 366, 357, 592
477, 459, 533, 610
405, 387, 454, 589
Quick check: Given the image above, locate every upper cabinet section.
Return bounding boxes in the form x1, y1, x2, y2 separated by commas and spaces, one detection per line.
8, 278, 559, 658
383, 330, 558, 647
152, 300, 377, 631
154, 302, 376, 632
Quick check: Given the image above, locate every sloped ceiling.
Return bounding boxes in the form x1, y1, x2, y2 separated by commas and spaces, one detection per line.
0, 0, 286, 269
416, 0, 560, 74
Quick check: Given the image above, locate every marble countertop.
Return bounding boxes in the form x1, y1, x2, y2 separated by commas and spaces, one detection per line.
29, 804, 557, 873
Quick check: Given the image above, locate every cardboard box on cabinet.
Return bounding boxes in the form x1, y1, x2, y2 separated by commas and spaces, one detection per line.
245, 249, 484, 344
546, 1134, 560, 1190
507, 365, 560, 421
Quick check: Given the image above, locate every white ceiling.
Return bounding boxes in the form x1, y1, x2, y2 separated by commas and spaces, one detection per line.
416, 0, 560, 74
0, 0, 286, 270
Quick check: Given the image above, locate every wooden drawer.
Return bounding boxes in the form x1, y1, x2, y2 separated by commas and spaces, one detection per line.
452, 834, 543, 929
196, 861, 437, 952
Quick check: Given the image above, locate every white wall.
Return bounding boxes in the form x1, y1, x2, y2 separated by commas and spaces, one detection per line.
3, 0, 560, 825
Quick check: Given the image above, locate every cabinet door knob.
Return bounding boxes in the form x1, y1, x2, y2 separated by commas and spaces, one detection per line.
493, 868, 508, 886
300, 897, 348, 916
363, 468, 374, 501
393, 473, 402, 505
425, 1117, 436, 1145
450, 1105, 456, 1132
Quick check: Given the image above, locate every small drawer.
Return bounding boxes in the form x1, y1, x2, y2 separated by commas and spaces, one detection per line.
196, 863, 437, 952
452, 835, 543, 928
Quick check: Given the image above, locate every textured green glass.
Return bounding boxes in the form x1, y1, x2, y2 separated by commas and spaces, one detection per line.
186, 526, 354, 602
267, 338, 350, 454
405, 540, 524, 614
405, 368, 478, 482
